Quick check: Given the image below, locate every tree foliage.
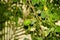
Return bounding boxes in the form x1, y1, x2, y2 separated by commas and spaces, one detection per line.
0, 0, 60, 40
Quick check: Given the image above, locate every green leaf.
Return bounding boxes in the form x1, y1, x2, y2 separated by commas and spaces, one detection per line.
4, 12, 12, 17
24, 19, 31, 26
41, 12, 46, 18
13, 17, 18, 26
23, 0, 27, 4
37, 37, 43, 40
40, 0, 47, 5
17, 8, 23, 18
12, 0, 20, 2
55, 27, 60, 32
31, 0, 40, 5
